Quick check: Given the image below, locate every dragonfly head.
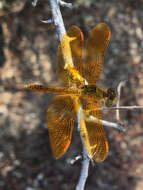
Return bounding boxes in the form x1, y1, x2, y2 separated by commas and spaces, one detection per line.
105, 88, 117, 107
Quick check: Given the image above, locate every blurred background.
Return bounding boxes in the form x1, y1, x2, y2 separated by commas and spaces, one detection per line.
0, 0, 143, 189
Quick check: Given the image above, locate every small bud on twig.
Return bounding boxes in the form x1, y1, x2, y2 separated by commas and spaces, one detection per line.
40, 18, 53, 24
32, 0, 38, 7
58, 0, 72, 9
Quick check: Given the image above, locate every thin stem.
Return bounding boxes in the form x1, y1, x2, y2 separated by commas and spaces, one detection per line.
107, 106, 143, 110
116, 80, 127, 121
86, 105, 143, 112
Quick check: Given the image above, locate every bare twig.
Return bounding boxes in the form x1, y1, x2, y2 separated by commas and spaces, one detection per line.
76, 147, 90, 190
116, 80, 127, 121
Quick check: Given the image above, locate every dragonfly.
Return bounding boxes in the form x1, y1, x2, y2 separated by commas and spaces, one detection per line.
25, 23, 117, 162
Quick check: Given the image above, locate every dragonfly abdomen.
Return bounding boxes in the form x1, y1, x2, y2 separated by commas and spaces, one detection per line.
25, 84, 82, 96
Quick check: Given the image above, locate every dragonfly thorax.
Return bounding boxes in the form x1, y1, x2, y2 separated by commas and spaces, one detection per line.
82, 85, 104, 98
81, 85, 117, 107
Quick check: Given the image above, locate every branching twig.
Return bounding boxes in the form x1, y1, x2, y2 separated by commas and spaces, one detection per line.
49, 0, 66, 41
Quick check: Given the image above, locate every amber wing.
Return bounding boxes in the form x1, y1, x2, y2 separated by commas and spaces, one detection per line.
56, 26, 84, 87
80, 98, 108, 162
47, 95, 80, 159
84, 23, 111, 84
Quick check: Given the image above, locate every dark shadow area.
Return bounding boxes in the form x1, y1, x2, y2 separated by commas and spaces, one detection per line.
0, 25, 6, 67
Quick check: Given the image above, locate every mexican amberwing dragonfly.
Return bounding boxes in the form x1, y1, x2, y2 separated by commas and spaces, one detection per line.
25, 23, 117, 162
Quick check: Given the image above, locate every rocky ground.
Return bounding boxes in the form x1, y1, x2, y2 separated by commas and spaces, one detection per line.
0, 0, 143, 189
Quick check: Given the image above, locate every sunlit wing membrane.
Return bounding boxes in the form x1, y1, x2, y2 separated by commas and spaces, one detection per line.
47, 95, 80, 159
84, 23, 111, 84
56, 26, 84, 87
80, 99, 108, 162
